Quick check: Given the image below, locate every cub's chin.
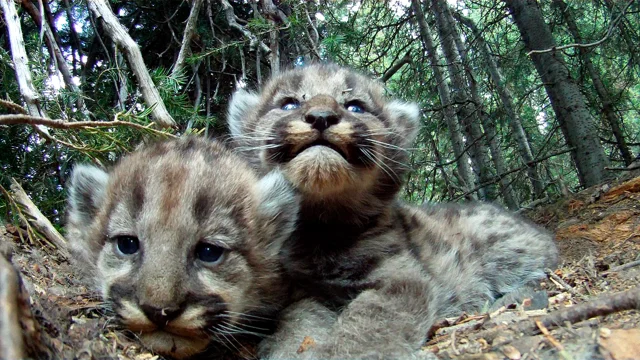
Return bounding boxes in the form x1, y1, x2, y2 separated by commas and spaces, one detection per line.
283, 146, 373, 198
140, 331, 210, 360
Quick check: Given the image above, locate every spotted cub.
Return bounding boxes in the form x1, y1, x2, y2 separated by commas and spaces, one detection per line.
65, 137, 298, 359
228, 64, 558, 358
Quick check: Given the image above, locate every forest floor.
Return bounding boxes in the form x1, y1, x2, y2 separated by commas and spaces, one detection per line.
1, 174, 640, 360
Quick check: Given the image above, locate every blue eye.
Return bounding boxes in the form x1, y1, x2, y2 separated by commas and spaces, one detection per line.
281, 99, 300, 110
115, 236, 140, 255
196, 242, 225, 263
346, 103, 364, 113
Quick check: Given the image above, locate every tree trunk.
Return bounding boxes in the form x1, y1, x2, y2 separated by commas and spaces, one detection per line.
21, 0, 88, 116
442, 4, 518, 208
410, 0, 477, 198
88, 0, 176, 127
554, 0, 634, 166
431, 0, 498, 201
171, 0, 204, 78
505, 0, 610, 187
1, 0, 48, 119
456, 12, 546, 198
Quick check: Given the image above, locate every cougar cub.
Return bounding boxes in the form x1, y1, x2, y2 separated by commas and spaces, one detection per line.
228, 63, 558, 358
65, 137, 298, 359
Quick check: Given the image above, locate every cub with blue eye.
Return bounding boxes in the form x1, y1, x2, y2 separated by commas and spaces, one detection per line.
228, 64, 557, 359
65, 137, 298, 359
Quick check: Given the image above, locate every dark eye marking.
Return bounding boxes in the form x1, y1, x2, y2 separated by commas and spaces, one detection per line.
195, 242, 225, 264
113, 235, 140, 255
280, 98, 300, 111
345, 100, 366, 113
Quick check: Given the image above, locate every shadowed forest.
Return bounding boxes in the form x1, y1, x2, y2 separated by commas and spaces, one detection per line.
1, 0, 640, 359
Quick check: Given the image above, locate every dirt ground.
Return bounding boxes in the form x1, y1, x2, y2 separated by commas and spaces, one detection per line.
1, 174, 639, 360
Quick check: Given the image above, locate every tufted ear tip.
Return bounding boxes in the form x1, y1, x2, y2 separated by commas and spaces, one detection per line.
228, 89, 261, 138
254, 171, 299, 251
385, 100, 421, 145
67, 164, 109, 220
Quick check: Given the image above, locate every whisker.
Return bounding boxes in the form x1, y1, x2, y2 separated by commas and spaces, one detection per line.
362, 148, 400, 183
366, 138, 409, 153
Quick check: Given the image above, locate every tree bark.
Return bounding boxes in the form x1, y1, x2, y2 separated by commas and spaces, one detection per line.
410, 0, 477, 198
441, 4, 518, 208
431, 0, 497, 201
554, 0, 634, 166
21, 0, 88, 116
505, 0, 610, 187
171, 0, 204, 78
88, 0, 176, 127
1, 0, 48, 119
456, 12, 546, 198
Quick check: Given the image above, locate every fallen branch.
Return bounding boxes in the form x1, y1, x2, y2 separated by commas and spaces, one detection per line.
0, 254, 27, 360
470, 287, 640, 342
604, 259, 640, 275
524, 287, 640, 335
9, 179, 70, 259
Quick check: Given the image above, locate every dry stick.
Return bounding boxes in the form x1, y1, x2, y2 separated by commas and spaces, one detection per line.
524, 286, 640, 335
0, 99, 27, 115
545, 268, 581, 297
0, 114, 176, 138
604, 259, 640, 274
9, 179, 70, 259
87, 0, 175, 127
605, 165, 640, 172
0, 255, 27, 360
470, 287, 640, 341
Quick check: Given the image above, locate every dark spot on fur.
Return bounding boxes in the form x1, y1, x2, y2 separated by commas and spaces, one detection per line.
130, 173, 145, 217
192, 191, 212, 224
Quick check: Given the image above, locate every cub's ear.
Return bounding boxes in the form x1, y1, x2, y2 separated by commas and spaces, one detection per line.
65, 164, 110, 282
228, 89, 261, 138
67, 164, 110, 225
253, 171, 299, 254
384, 101, 421, 148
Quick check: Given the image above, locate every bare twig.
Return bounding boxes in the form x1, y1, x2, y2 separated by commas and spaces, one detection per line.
220, 0, 271, 54
9, 179, 70, 259
0, 255, 26, 360
171, 0, 204, 77
87, 0, 176, 127
545, 268, 581, 297
0, 99, 27, 115
527, 0, 635, 55
525, 287, 640, 334
604, 259, 640, 275
0, 114, 176, 138
455, 148, 575, 201
605, 165, 640, 171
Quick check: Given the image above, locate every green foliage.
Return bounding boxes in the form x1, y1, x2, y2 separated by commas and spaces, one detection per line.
1, 0, 639, 231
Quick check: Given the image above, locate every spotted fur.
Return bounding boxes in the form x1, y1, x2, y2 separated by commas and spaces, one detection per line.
228, 64, 558, 359
66, 137, 298, 359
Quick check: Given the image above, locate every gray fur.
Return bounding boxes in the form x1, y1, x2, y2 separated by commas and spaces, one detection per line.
66, 137, 299, 359
225, 64, 559, 359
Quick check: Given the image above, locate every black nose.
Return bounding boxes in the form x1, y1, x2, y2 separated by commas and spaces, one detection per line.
141, 304, 183, 327
304, 110, 340, 133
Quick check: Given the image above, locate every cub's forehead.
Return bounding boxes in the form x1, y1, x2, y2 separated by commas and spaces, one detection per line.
103, 138, 257, 229
264, 64, 385, 103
